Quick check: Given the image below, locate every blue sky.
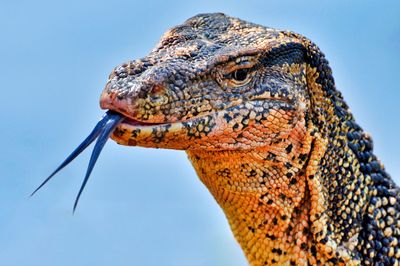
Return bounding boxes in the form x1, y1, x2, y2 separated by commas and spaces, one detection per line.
1, 1, 399, 265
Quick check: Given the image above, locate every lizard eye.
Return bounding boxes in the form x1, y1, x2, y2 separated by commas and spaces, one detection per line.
232, 68, 248, 81
218, 57, 256, 88
226, 67, 252, 87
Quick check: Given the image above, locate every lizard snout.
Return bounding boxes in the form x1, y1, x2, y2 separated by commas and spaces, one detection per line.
100, 76, 169, 123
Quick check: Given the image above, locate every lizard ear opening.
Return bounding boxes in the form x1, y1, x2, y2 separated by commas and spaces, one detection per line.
286, 34, 352, 137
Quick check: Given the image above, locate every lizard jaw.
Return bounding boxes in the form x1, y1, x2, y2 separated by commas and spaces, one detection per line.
110, 98, 297, 150
111, 113, 204, 149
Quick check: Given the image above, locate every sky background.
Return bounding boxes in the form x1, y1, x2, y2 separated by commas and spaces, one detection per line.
1, 1, 399, 265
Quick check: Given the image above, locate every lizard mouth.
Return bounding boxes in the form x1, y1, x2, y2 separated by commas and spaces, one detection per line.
121, 117, 167, 127
32, 98, 292, 210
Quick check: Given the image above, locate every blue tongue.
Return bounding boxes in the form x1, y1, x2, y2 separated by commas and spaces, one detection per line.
31, 110, 124, 212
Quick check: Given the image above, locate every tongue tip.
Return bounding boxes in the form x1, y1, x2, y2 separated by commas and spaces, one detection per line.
32, 110, 124, 209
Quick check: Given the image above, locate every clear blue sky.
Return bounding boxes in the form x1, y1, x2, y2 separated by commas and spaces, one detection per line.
1, 1, 399, 265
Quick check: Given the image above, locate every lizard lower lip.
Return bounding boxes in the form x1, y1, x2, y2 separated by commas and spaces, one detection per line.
122, 117, 166, 126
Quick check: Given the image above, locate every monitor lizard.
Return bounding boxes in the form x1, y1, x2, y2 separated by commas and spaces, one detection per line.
36, 13, 400, 266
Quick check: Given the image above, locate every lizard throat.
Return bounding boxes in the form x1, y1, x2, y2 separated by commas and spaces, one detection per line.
186, 147, 313, 265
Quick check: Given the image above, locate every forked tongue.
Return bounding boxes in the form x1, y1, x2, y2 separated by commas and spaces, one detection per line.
31, 110, 124, 212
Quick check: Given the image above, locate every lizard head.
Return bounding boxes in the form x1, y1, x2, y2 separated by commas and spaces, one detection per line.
100, 13, 312, 151
36, 13, 350, 212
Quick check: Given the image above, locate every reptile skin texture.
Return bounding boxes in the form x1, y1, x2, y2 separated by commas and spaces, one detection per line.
99, 13, 400, 265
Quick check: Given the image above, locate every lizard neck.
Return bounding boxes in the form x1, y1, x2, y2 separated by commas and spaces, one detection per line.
186, 132, 316, 265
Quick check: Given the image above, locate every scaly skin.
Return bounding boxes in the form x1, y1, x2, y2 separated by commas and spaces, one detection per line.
100, 13, 400, 265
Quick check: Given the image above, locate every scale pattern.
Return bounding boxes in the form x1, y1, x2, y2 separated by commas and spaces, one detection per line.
100, 13, 400, 265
